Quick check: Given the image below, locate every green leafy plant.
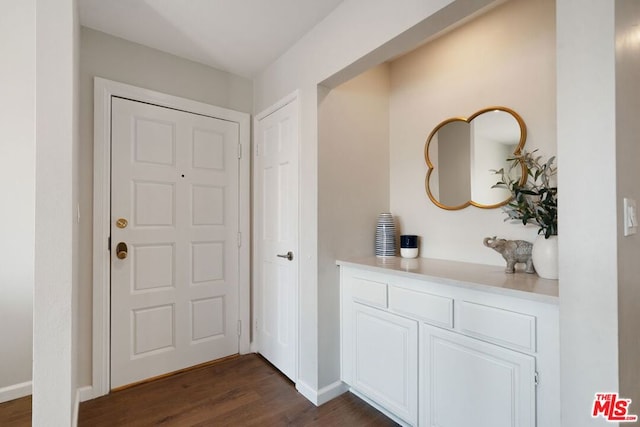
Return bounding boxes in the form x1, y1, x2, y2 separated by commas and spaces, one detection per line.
492, 150, 557, 238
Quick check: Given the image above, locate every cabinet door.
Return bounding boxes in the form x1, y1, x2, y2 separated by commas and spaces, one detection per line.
352, 302, 418, 426
421, 324, 535, 427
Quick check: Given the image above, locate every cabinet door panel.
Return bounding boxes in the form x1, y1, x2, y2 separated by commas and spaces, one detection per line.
421, 324, 535, 427
353, 303, 418, 425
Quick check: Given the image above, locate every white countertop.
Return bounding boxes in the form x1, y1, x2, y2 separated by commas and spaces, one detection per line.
337, 256, 559, 304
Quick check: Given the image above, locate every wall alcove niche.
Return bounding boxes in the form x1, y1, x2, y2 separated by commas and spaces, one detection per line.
317, 0, 556, 395
318, 0, 556, 273
316, 0, 556, 404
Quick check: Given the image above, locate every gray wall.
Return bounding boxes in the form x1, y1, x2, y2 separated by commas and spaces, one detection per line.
78, 27, 253, 387
0, 0, 36, 400
317, 64, 391, 386
616, 0, 640, 409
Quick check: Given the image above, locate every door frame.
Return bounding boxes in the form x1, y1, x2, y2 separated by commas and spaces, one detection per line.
91, 77, 251, 398
252, 91, 300, 380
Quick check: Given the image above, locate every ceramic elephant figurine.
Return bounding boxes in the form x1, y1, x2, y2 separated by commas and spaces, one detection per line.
483, 236, 535, 274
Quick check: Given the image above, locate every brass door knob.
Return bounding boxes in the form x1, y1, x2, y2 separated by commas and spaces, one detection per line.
116, 242, 128, 260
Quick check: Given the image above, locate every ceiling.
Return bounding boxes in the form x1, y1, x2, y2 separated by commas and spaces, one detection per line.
78, 0, 344, 78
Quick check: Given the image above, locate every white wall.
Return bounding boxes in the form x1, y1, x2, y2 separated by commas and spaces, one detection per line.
318, 64, 391, 389
0, 0, 36, 402
557, 1, 619, 426
255, 0, 500, 392
615, 0, 640, 411
389, 0, 556, 266
77, 27, 253, 387
33, 0, 79, 424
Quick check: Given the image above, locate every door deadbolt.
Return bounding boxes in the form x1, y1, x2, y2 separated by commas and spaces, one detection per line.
276, 251, 294, 261
116, 242, 128, 260
116, 218, 128, 229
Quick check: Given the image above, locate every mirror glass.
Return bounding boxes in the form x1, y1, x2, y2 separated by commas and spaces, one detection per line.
424, 107, 526, 210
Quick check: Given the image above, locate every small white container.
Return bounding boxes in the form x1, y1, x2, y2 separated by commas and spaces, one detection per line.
400, 247, 419, 258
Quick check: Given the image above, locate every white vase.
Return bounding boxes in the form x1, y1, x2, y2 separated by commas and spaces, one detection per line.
532, 235, 558, 280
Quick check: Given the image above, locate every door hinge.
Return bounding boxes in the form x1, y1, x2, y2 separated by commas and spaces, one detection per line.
238, 232, 242, 248
108, 236, 111, 251
237, 320, 242, 337
238, 143, 242, 159
534, 371, 539, 386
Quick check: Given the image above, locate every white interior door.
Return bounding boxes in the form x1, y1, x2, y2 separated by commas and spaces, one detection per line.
110, 97, 240, 389
254, 97, 299, 381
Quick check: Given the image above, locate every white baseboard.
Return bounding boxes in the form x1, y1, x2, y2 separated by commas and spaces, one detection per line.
73, 388, 80, 427
316, 380, 349, 405
296, 380, 348, 406
0, 381, 32, 403
78, 385, 94, 402
72, 385, 94, 427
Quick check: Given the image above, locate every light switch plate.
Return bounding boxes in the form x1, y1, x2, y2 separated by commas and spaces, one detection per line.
624, 197, 637, 236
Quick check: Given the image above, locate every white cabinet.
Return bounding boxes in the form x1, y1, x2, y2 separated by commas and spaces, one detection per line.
421, 324, 535, 427
339, 260, 560, 427
351, 303, 418, 425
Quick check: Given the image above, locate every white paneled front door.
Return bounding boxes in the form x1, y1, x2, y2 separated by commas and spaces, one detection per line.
254, 97, 299, 381
110, 97, 240, 389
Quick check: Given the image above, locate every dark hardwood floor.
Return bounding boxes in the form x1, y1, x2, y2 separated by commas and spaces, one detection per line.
0, 395, 30, 427
0, 354, 397, 426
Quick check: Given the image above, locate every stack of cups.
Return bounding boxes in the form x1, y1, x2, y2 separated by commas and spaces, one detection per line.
375, 213, 396, 257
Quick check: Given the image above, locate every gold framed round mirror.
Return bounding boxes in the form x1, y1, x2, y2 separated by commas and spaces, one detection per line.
424, 106, 527, 210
